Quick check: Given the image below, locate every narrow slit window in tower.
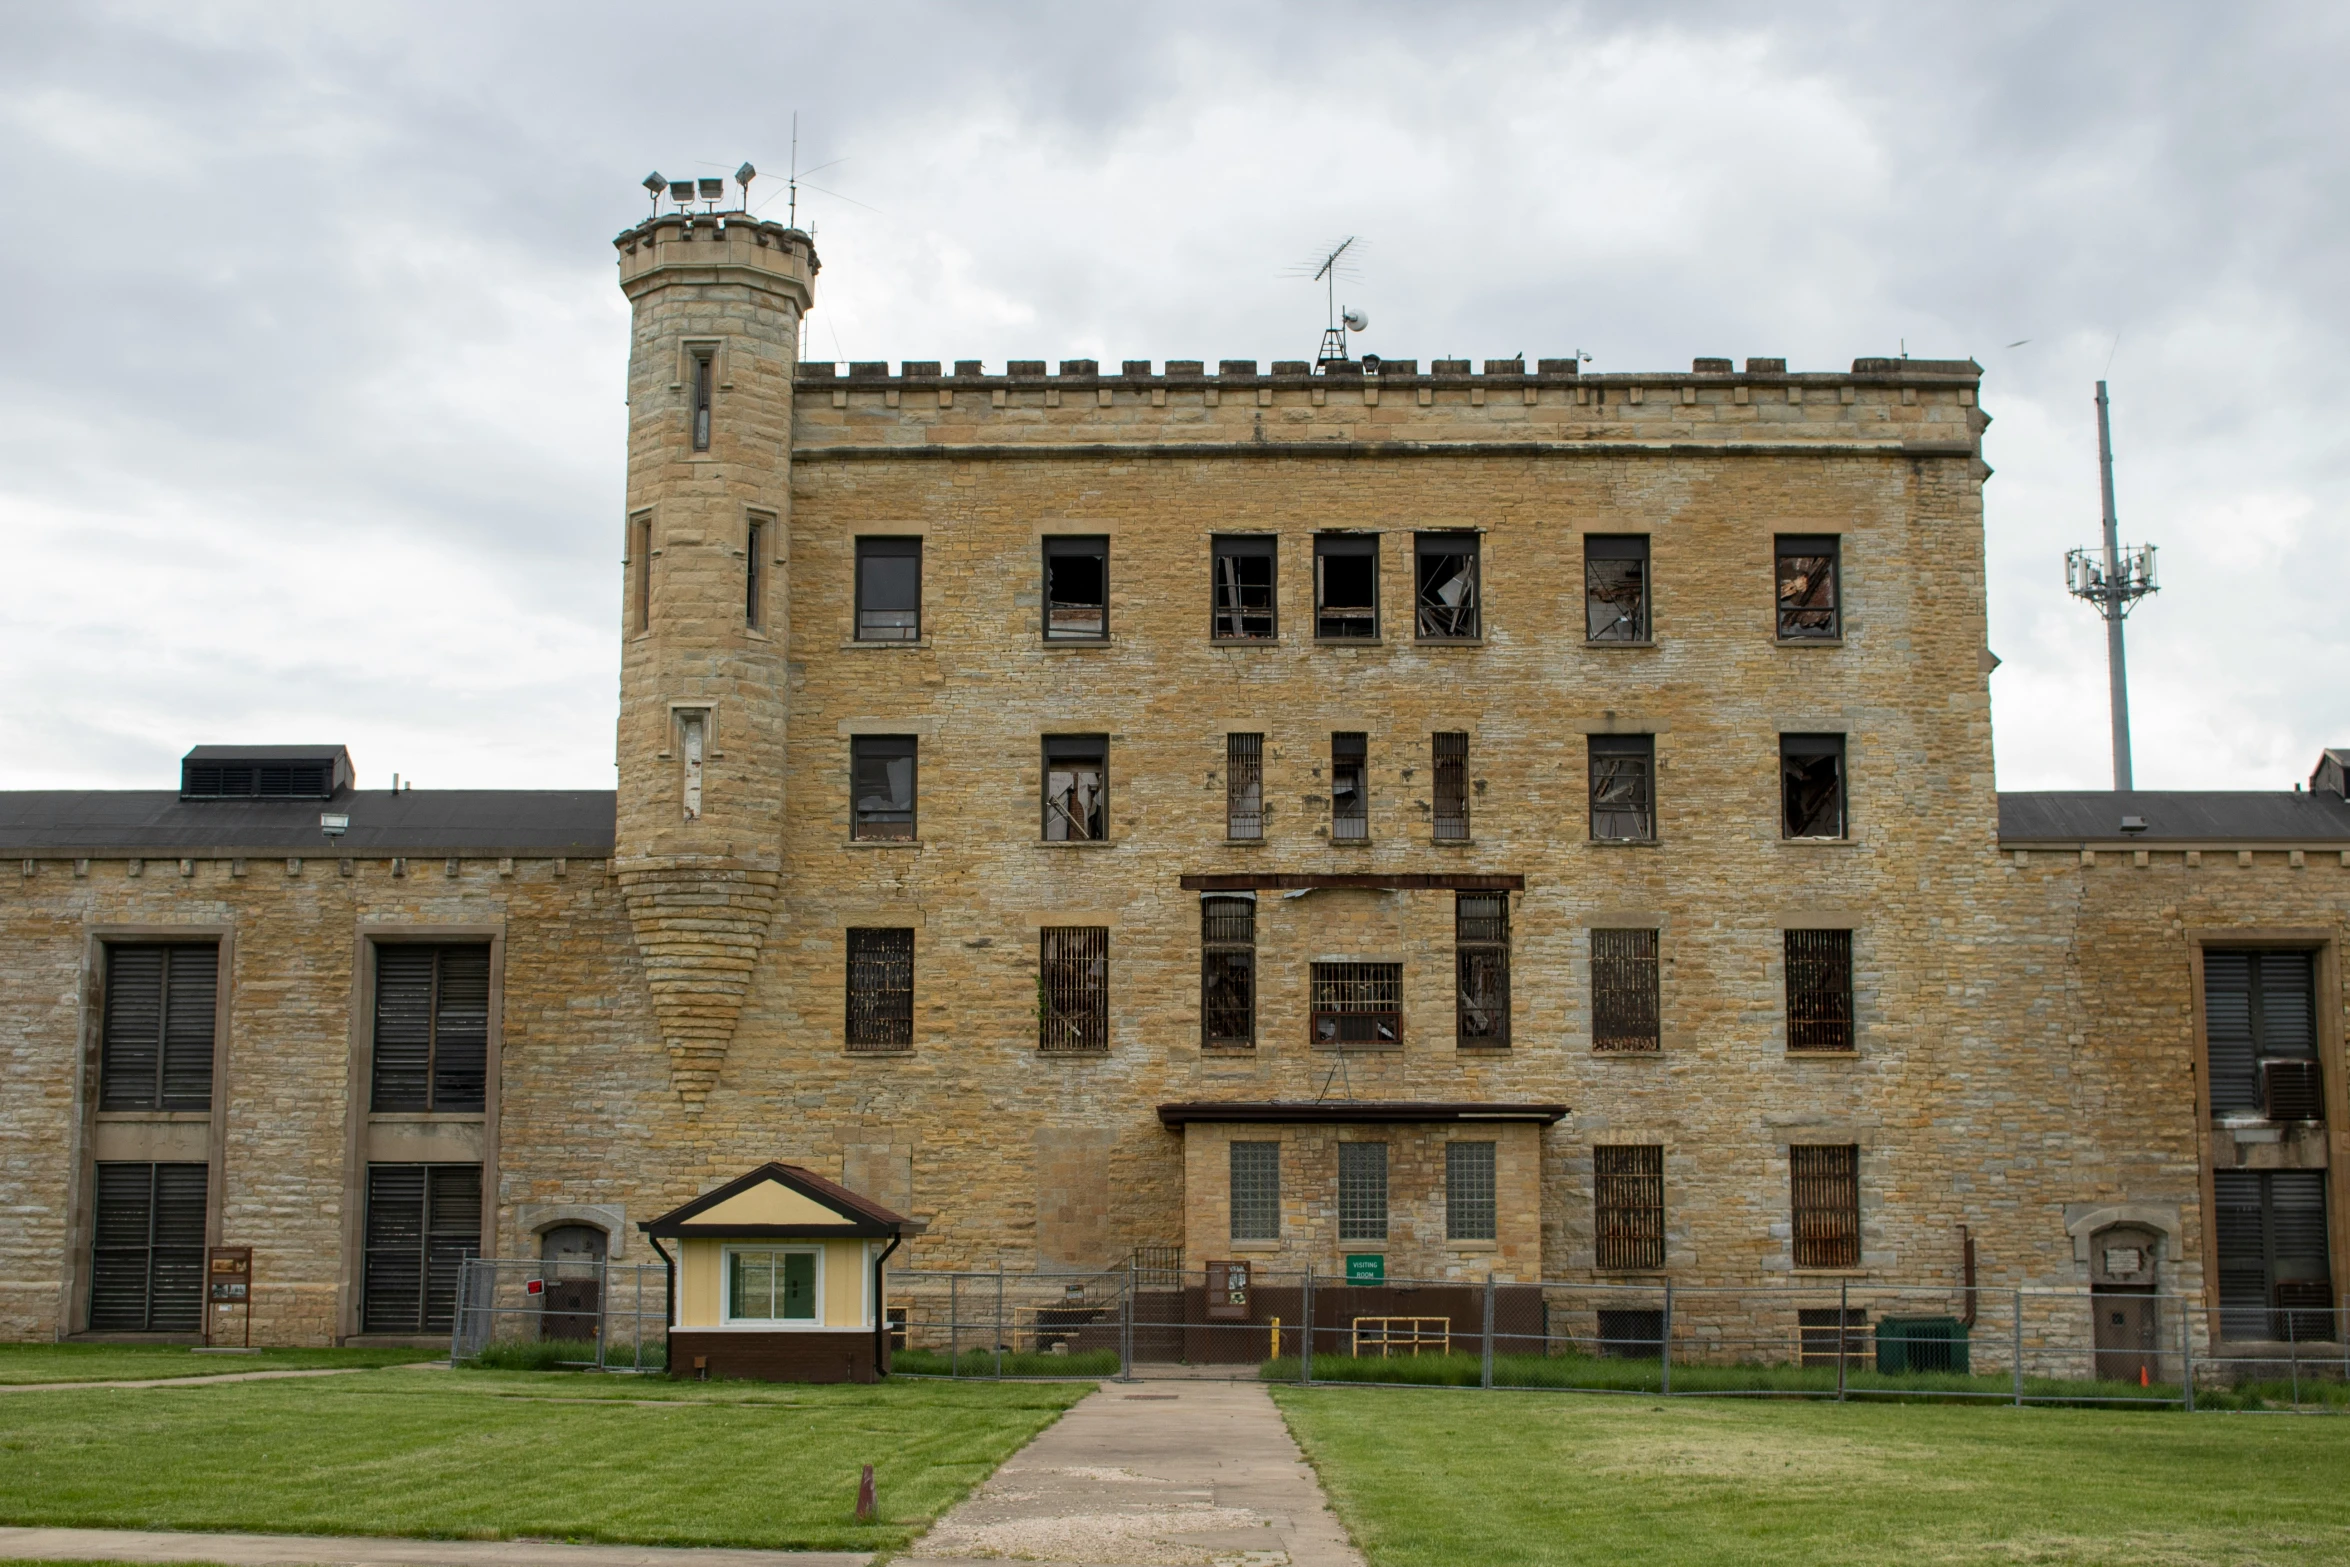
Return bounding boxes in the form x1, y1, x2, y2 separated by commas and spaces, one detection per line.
690, 350, 713, 451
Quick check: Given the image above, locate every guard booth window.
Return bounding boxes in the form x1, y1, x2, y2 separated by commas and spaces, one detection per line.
1456, 892, 1510, 1047
2202, 950, 2322, 1121
1585, 534, 1650, 641
855, 537, 922, 641
363, 1163, 482, 1335
1314, 534, 1379, 639
1781, 734, 1847, 839
99, 943, 218, 1111
1043, 735, 1108, 840
88, 1162, 207, 1332
1200, 894, 1256, 1049
1043, 536, 1109, 639
851, 735, 918, 840
1414, 533, 1480, 640
370, 945, 490, 1113
1211, 535, 1277, 640
1776, 534, 1840, 639
2214, 1170, 2334, 1342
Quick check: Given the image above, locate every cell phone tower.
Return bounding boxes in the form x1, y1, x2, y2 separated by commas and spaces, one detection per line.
2064, 380, 2159, 790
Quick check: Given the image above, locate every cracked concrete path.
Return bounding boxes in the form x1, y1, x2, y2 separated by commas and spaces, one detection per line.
896, 1379, 1365, 1567
0, 1528, 867, 1567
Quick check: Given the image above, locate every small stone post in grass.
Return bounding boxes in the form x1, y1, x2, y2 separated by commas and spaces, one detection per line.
856, 1464, 877, 1523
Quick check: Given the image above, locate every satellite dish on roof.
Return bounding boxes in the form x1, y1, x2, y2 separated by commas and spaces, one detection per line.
1342, 308, 1370, 333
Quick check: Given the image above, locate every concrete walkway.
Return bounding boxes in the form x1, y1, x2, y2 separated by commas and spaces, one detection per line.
898, 1379, 1366, 1567
0, 1528, 867, 1567
0, 1367, 384, 1395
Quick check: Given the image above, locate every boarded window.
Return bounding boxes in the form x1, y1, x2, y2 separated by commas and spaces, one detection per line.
1338, 1142, 1388, 1241
1038, 926, 1109, 1052
1776, 534, 1840, 639
1456, 892, 1510, 1047
1446, 1141, 1497, 1241
1790, 1145, 1860, 1269
1415, 532, 1480, 639
1044, 535, 1109, 640
1312, 961, 1401, 1046
1201, 895, 1256, 1048
2203, 950, 2321, 1121
1043, 735, 1108, 840
855, 536, 922, 641
1432, 732, 1469, 841
1211, 535, 1277, 640
1781, 733, 1846, 838
1589, 734, 1655, 841
1330, 731, 1368, 841
1785, 930, 1855, 1052
1314, 534, 1379, 639
1595, 1145, 1665, 1271
1591, 928, 1661, 1052
100, 944, 217, 1112
1226, 733, 1264, 840
362, 1162, 481, 1335
2214, 1171, 2333, 1342
845, 928, 914, 1050
745, 515, 767, 630
1230, 1141, 1280, 1241
88, 1162, 207, 1332
370, 945, 489, 1113
1585, 534, 1650, 642
851, 735, 918, 840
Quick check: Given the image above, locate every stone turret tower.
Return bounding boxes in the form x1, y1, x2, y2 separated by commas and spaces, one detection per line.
611, 204, 816, 1104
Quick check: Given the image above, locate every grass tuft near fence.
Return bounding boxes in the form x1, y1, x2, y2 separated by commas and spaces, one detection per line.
463, 1337, 665, 1373
892, 1346, 1122, 1378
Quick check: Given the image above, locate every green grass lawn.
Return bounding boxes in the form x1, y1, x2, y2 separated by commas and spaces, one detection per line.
0, 1343, 441, 1385
0, 1365, 1088, 1552
1274, 1384, 2350, 1567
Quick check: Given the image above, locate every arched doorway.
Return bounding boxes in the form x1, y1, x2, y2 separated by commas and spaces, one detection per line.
538, 1223, 607, 1342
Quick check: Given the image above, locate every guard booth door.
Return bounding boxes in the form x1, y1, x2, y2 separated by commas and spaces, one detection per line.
539, 1225, 606, 1341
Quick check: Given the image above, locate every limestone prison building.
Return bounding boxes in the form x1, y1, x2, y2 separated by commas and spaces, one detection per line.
2, 203, 2346, 1360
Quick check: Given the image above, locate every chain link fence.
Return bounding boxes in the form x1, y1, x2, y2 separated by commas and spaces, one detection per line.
449, 1257, 668, 1371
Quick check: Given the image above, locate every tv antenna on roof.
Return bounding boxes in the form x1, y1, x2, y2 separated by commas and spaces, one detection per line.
1296, 236, 1367, 365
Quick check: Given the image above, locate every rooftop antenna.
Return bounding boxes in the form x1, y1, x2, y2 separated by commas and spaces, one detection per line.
2064, 380, 2159, 789
1300, 236, 1366, 365
788, 113, 799, 229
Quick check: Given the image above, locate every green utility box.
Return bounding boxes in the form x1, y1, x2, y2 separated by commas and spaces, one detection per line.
1876, 1316, 1971, 1374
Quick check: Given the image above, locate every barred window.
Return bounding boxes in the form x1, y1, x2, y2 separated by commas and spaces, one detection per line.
1330, 731, 1368, 841
1038, 926, 1108, 1052
1432, 731, 1469, 841
1212, 535, 1277, 641
1446, 1141, 1497, 1241
1790, 1145, 1860, 1269
1338, 1142, 1388, 1242
1456, 893, 1509, 1047
1312, 961, 1401, 1047
1776, 534, 1840, 639
1414, 532, 1480, 640
370, 944, 489, 1113
1226, 733, 1264, 840
1231, 1141, 1280, 1240
845, 928, 914, 1050
1584, 534, 1650, 642
851, 735, 917, 840
1594, 1145, 1664, 1271
1591, 928, 1660, 1052
1589, 734, 1655, 842
1201, 895, 1256, 1049
1781, 734, 1847, 839
1785, 930, 1855, 1051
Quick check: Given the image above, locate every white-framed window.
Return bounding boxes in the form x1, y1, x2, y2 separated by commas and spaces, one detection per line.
723, 1246, 821, 1324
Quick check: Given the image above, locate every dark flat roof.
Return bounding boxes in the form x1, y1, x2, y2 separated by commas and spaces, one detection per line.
183, 744, 350, 762
1998, 791, 2350, 846
0, 790, 617, 857
1158, 1100, 1569, 1128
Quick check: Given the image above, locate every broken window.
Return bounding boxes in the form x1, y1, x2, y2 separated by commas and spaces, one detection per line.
1784, 929, 1855, 1051
1200, 894, 1256, 1049
1584, 534, 1650, 642
1212, 535, 1277, 640
845, 928, 914, 1050
855, 536, 922, 642
1037, 926, 1109, 1052
1330, 732, 1368, 841
1432, 732, 1469, 841
850, 735, 917, 840
1338, 1142, 1388, 1241
1414, 532, 1480, 639
1230, 1141, 1280, 1241
1780, 733, 1846, 838
1312, 961, 1401, 1046
1043, 735, 1108, 841
2203, 950, 2322, 1121
1591, 928, 1661, 1052
690, 349, 713, 451
1589, 734, 1655, 841
1456, 892, 1510, 1047
1594, 1145, 1665, 1271
1790, 1144, 1860, 1269
1776, 534, 1840, 639
2214, 1170, 2334, 1341
1043, 535, 1109, 640
1446, 1141, 1497, 1241
1314, 533, 1379, 639
1226, 733, 1264, 840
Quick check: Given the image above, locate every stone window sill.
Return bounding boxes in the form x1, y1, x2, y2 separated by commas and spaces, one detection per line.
1312, 1042, 1402, 1054
1456, 1045, 1512, 1055
845, 1047, 914, 1058
1584, 639, 1658, 650
1591, 1047, 1665, 1059
1780, 837, 1857, 848
1038, 838, 1118, 849
1431, 835, 1476, 847
1209, 637, 1282, 649
1589, 838, 1660, 849
840, 638, 933, 651
1324, 834, 1373, 847
1448, 1240, 1499, 1253
1413, 638, 1486, 649
1775, 637, 1846, 649
1040, 638, 1114, 649
1786, 1049, 1860, 1059
847, 837, 922, 849
369, 1112, 487, 1125
94, 1110, 213, 1123
1224, 836, 1266, 847
1230, 1240, 1284, 1253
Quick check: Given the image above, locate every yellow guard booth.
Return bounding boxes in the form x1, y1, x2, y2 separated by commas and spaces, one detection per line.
641, 1162, 911, 1382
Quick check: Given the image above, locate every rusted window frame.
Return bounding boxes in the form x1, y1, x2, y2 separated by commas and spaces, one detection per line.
1414, 532, 1481, 641
1226, 733, 1264, 840
1330, 732, 1368, 841
1311, 960, 1401, 1047
844, 927, 914, 1051
1432, 732, 1469, 841
850, 734, 917, 841
1211, 534, 1278, 641
1455, 891, 1510, 1048
1594, 1144, 1665, 1271
1314, 533, 1380, 640
1042, 734, 1109, 841
1042, 534, 1110, 642
1775, 534, 1841, 640
1584, 533, 1650, 642
1446, 1140, 1498, 1241
1591, 927, 1661, 1052
1200, 893, 1256, 1049
1790, 1144, 1860, 1269
1338, 1141, 1388, 1241
1784, 929, 1855, 1052
854, 536, 923, 642
1589, 734, 1656, 842
1037, 926, 1109, 1053
1780, 733, 1847, 839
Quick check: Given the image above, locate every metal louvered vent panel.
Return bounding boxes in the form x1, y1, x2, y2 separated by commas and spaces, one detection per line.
431, 947, 490, 1111
158, 946, 219, 1110
99, 947, 166, 1111
370, 949, 437, 1111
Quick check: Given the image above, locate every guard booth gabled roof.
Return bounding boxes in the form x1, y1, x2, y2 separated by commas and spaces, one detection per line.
638, 1162, 911, 1240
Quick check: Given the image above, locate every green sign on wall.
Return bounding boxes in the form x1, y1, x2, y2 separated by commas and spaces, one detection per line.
1345, 1253, 1385, 1283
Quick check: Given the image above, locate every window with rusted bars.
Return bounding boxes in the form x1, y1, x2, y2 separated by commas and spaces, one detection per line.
1043, 735, 1108, 841
1780, 733, 1846, 838
1338, 1142, 1388, 1241
1775, 534, 1840, 639
1200, 895, 1256, 1049
1589, 734, 1655, 841
1432, 731, 1469, 840
1226, 733, 1264, 840
1038, 926, 1109, 1052
1414, 533, 1480, 640
1784, 929, 1855, 1051
1230, 1141, 1280, 1241
845, 927, 914, 1050
1212, 535, 1277, 640
1790, 1144, 1860, 1269
1594, 1144, 1665, 1271
1312, 961, 1401, 1046
1456, 893, 1510, 1047
1591, 927, 1660, 1052
1446, 1140, 1497, 1241
1584, 534, 1650, 641
1330, 732, 1368, 840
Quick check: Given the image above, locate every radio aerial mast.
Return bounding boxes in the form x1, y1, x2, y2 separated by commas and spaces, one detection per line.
2063, 380, 2159, 790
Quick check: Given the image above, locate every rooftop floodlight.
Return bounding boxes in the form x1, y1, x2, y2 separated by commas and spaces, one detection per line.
735, 161, 756, 207
672, 181, 695, 207
641, 171, 666, 216
697, 176, 724, 207
320, 812, 350, 840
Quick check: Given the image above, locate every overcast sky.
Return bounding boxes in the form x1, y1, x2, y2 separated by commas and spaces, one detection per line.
3, 3, 2344, 794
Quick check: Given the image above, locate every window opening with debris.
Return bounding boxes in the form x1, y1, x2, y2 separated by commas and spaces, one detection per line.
1446, 1141, 1497, 1241
1315, 533, 1379, 639
1339, 1142, 1389, 1241
2203, 950, 2322, 1121
1212, 535, 1278, 640
1589, 734, 1655, 841
1595, 1145, 1665, 1270
1312, 960, 1401, 1046
1456, 892, 1510, 1047
850, 735, 917, 841
1432, 731, 1469, 841
845, 927, 914, 1050
678, 710, 706, 821
1776, 534, 1840, 639
1044, 535, 1109, 640
1784, 929, 1855, 1052
2214, 1170, 2334, 1341
1790, 1144, 1860, 1269
1043, 735, 1108, 840
1780, 733, 1846, 838
855, 536, 922, 642
1230, 1141, 1281, 1241
1037, 926, 1109, 1052
1591, 928, 1661, 1052
1584, 534, 1650, 641
1414, 532, 1480, 639
690, 350, 713, 452
1200, 894, 1256, 1049
1226, 733, 1264, 839
1330, 731, 1368, 841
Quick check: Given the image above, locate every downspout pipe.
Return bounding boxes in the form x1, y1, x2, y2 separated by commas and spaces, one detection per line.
872, 1234, 903, 1380
647, 1234, 676, 1373
1960, 1224, 1978, 1328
